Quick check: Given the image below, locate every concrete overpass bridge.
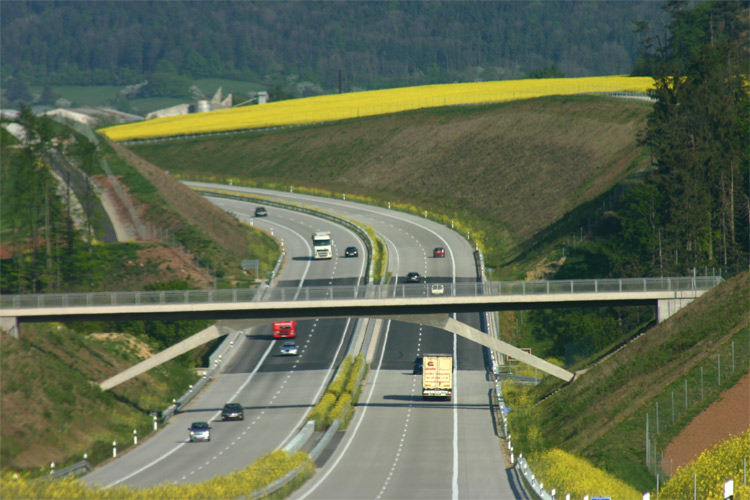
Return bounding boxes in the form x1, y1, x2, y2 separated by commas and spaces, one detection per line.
0, 276, 722, 387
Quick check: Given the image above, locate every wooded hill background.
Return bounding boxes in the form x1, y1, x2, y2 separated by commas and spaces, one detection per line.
1, 1, 667, 100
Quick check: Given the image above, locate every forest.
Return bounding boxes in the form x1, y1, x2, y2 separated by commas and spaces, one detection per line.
528, 0, 748, 358
1, 1, 747, 360
1, 1, 667, 103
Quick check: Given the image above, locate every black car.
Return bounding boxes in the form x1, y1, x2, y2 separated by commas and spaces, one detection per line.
255, 207, 268, 217
221, 402, 244, 421
344, 246, 358, 257
406, 272, 421, 283
413, 356, 423, 374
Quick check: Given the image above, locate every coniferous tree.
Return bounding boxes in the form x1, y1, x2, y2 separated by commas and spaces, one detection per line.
641, 0, 748, 275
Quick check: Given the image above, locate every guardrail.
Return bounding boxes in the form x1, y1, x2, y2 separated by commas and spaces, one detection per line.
48, 460, 91, 480
193, 188, 379, 284
0, 276, 724, 311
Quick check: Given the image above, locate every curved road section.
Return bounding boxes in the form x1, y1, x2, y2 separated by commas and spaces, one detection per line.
84, 203, 367, 488
198, 184, 525, 499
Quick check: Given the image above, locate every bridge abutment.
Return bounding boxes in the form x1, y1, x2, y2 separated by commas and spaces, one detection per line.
0, 316, 19, 339
657, 297, 697, 323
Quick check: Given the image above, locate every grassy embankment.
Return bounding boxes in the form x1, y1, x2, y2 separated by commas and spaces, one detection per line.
100, 138, 279, 288
509, 272, 750, 493
127, 95, 653, 277
1, 123, 281, 474
0, 324, 196, 473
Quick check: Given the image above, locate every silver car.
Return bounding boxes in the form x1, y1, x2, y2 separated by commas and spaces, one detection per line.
280, 341, 299, 356
188, 421, 211, 442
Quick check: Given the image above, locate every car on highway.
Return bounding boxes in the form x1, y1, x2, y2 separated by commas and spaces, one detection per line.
221, 403, 244, 421
433, 247, 445, 258
188, 421, 211, 442
255, 206, 268, 217
406, 272, 421, 283
413, 356, 423, 374
430, 284, 445, 295
344, 246, 358, 257
280, 341, 299, 356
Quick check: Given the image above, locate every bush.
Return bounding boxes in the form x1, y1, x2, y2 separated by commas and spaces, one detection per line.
530, 448, 642, 500
326, 355, 353, 397
326, 393, 352, 426
308, 392, 337, 430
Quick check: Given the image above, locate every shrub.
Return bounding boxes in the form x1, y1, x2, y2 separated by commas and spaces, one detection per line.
326, 355, 353, 397
307, 392, 337, 430
530, 448, 642, 500
326, 393, 352, 426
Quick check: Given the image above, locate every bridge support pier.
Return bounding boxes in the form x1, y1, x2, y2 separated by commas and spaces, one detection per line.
99, 323, 244, 390
657, 297, 696, 323
0, 316, 19, 339
383, 314, 575, 382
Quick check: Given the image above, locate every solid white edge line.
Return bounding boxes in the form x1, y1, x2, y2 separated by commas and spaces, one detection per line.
452, 327, 459, 500
297, 319, 393, 499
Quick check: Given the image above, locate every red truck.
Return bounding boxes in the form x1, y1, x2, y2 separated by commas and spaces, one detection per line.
273, 321, 297, 338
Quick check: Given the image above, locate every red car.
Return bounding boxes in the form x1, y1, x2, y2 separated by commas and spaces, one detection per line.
433, 247, 445, 258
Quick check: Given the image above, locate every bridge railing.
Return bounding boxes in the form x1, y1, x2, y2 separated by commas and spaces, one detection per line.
0, 276, 723, 310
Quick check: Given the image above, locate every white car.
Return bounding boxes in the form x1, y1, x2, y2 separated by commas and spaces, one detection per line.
188, 421, 211, 442
430, 284, 445, 295
280, 341, 299, 356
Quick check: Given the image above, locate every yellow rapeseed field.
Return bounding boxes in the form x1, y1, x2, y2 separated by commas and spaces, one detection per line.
99, 76, 654, 142
660, 430, 750, 500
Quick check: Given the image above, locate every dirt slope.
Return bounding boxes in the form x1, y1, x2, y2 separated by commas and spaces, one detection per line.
663, 374, 750, 475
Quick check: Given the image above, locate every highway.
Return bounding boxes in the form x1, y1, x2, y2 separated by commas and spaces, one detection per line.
84, 184, 525, 498
206, 186, 523, 499
84, 201, 367, 488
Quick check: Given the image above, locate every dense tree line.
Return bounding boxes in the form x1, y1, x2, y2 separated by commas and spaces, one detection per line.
0, 108, 111, 293
1, 1, 666, 97
530, 0, 749, 359
624, 0, 748, 276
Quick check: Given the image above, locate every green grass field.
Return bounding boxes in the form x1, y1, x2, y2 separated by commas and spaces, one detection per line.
29, 77, 265, 115
128, 95, 653, 272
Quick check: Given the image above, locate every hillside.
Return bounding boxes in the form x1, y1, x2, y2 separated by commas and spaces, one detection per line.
530, 271, 750, 490
128, 95, 653, 270
0, 324, 198, 471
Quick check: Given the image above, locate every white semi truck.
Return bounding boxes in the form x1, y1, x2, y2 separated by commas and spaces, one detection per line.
422, 353, 453, 400
312, 231, 332, 259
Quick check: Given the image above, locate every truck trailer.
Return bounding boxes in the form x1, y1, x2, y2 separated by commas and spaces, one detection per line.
422, 353, 453, 401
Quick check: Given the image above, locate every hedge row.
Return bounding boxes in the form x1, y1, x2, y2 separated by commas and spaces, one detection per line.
307, 354, 366, 430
